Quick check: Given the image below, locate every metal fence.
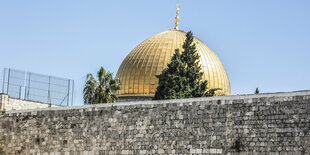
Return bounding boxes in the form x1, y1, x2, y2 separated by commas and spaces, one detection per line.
0, 68, 74, 106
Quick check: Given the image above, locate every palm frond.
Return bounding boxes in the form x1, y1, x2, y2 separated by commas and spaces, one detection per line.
83, 67, 120, 104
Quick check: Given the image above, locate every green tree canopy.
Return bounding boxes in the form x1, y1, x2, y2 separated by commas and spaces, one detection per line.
154, 31, 217, 100
255, 88, 260, 94
83, 67, 120, 104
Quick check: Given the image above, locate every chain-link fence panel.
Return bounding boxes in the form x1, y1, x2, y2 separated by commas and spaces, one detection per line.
1, 68, 74, 106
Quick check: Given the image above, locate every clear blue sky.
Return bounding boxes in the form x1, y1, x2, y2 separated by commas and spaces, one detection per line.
1, 0, 309, 105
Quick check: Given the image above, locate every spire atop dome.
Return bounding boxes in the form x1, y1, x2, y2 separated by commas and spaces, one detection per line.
174, 4, 180, 30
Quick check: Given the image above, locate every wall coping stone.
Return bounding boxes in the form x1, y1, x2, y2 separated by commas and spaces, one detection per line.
5, 90, 310, 114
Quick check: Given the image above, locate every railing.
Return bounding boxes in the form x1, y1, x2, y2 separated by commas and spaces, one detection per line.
0, 68, 74, 106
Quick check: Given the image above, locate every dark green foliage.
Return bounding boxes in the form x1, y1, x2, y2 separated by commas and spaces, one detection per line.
255, 88, 260, 94
83, 67, 120, 104
154, 31, 217, 100
207, 88, 221, 97
153, 49, 188, 99
231, 137, 244, 152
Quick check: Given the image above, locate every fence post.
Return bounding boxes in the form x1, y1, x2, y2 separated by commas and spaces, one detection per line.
26, 73, 31, 99
71, 80, 74, 106
67, 80, 70, 106
19, 86, 22, 99
2, 69, 5, 93
48, 76, 51, 107
24, 87, 27, 100
7, 69, 10, 94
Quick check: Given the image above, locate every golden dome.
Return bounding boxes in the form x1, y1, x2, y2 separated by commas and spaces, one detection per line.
116, 29, 231, 98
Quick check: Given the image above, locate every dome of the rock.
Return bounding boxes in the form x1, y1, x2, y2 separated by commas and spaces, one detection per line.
116, 29, 230, 101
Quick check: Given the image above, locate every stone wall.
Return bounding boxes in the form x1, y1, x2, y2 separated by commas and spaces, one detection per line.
0, 94, 60, 111
118, 96, 152, 102
0, 90, 310, 154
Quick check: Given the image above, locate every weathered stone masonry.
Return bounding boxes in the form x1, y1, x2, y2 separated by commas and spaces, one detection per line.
0, 91, 310, 154
0, 94, 60, 111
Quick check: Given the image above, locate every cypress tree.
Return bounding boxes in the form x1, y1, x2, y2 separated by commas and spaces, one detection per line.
154, 31, 216, 100
154, 49, 189, 100
181, 31, 207, 98
255, 88, 260, 94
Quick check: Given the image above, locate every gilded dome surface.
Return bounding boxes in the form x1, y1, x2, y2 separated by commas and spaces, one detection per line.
116, 29, 231, 97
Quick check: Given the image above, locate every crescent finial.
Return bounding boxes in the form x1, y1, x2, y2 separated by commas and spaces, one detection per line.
174, 4, 180, 30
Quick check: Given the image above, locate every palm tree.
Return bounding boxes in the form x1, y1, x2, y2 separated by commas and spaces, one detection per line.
83, 67, 120, 104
